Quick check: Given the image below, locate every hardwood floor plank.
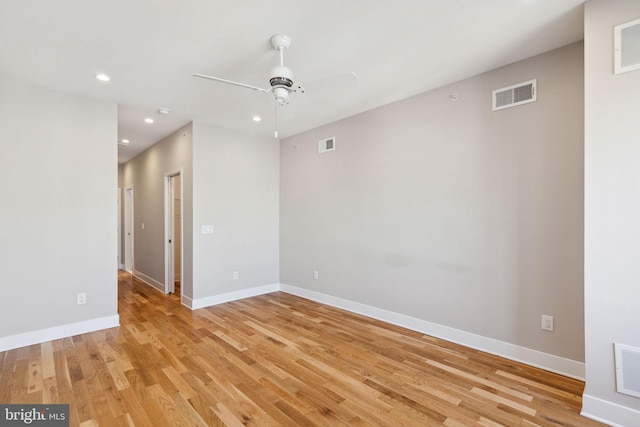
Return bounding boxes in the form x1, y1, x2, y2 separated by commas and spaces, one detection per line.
119, 388, 154, 427
0, 271, 605, 426
169, 392, 210, 427
27, 346, 43, 394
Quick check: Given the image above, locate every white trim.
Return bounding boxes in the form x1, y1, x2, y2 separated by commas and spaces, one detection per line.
279, 283, 585, 380
581, 394, 640, 427
117, 187, 121, 268
188, 284, 279, 310
181, 294, 193, 309
133, 270, 164, 293
164, 168, 183, 295
164, 174, 172, 294
123, 186, 134, 272
0, 315, 120, 352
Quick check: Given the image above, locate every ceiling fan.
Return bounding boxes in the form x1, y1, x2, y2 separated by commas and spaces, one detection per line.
193, 34, 357, 138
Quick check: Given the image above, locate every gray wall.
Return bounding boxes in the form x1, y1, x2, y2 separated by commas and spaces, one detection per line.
121, 121, 279, 305
192, 122, 279, 300
281, 42, 584, 361
583, 0, 640, 423
121, 124, 193, 296
0, 76, 118, 338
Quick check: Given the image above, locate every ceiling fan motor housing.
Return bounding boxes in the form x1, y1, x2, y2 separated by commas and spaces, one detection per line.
269, 65, 293, 88
270, 64, 293, 104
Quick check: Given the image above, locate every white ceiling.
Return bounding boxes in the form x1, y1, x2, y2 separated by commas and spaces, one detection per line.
0, 0, 586, 164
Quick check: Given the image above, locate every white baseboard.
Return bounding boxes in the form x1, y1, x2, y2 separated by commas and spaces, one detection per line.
581, 394, 640, 427
188, 284, 280, 310
279, 283, 585, 380
181, 294, 193, 309
133, 269, 164, 293
0, 315, 120, 352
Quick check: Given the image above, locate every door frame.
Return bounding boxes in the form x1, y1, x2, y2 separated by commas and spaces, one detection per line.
117, 187, 122, 268
164, 169, 183, 295
124, 187, 134, 273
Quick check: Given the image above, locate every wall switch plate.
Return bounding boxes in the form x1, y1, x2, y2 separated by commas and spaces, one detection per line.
541, 314, 554, 332
313, 270, 319, 280
77, 292, 87, 305
202, 225, 214, 234
233, 271, 239, 280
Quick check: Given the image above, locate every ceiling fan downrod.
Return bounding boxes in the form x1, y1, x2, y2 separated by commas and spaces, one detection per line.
269, 35, 294, 106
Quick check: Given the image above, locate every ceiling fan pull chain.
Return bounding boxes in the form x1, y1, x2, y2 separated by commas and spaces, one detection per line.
274, 101, 279, 139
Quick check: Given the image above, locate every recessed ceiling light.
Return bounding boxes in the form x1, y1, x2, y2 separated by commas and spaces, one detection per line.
144, 118, 154, 124
96, 73, 110, 82
253, 116, 261, 122
121, 139, 130, 144
158, 108, 170, 115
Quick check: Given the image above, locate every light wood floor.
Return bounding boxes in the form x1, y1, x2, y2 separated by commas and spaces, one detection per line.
0, 271, 604, 426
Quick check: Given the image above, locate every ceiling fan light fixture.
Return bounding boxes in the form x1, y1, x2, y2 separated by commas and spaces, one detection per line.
273, 87, 289, 105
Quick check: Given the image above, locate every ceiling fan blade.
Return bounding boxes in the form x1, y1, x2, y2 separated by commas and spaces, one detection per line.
193, 73, 270, 93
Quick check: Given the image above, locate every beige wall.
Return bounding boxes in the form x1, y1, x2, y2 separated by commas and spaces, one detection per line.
121, 123, 193, 297
0, 75, 118, 344
281, 42, 584, 362
583, 0, 640, 424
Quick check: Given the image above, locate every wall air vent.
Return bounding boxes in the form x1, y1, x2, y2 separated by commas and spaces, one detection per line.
318, 136, 336, 154
614, 343, 640, 398
492, 79, 537, 111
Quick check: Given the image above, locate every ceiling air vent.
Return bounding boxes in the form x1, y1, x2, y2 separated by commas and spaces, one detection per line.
492, 79, 536, 111
318, 136, 335, 154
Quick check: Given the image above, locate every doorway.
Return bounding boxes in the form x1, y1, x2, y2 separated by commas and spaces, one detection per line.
117, 188, 122, 268
124, 187, 134, 273
165, 171, 182, 296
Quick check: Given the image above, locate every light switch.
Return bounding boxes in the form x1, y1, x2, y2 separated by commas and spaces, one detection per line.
202, 225, 214, 234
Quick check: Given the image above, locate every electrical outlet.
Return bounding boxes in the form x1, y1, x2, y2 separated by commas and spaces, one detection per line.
77, 292, 87, 305
541, 315, 554, 332
313, 270, 319, 280
233, 271, 239, 280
